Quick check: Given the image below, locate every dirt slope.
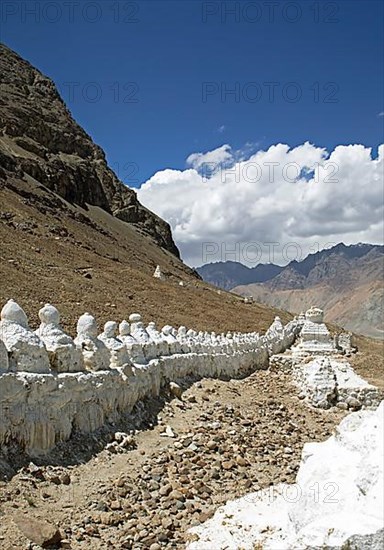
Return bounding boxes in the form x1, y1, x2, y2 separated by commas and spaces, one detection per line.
0, 176, 292, 335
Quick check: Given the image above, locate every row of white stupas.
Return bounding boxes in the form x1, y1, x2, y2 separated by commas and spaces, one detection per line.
0, 299, 294, 375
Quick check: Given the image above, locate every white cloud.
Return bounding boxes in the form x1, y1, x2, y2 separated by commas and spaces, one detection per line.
138, 142, 384, 267
186, 144, 233, 171
378, 112, 384, 117
218, 125, 226, 133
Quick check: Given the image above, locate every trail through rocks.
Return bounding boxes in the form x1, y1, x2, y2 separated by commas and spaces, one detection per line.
0, 368, 346, 549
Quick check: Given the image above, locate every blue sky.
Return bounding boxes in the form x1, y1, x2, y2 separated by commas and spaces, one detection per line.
1, 0, 383, 186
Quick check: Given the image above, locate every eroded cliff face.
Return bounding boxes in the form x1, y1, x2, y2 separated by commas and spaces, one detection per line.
0, 43, 179, 257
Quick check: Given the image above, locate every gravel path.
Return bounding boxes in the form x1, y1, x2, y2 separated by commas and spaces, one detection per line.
0, 368, 346, 549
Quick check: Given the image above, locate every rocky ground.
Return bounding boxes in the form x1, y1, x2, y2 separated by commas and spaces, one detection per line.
0, 365, 350, 550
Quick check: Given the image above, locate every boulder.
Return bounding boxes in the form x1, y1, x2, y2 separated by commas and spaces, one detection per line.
14, 516, 61, 548
0, 337, 9, 372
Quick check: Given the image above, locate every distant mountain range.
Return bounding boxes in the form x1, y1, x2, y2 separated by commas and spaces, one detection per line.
196, 261, 283, 291
197, 243, 384, 338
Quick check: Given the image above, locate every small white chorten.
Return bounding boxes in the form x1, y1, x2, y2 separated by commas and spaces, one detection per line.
36, 303, 84, 372
153, 265, 165, 280
74, 313, 110, 371
98, 321, 131, 370
0, 299, 51, 373
293, 306, 335, 356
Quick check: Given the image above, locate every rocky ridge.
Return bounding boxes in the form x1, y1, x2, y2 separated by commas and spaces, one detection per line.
0, 43, 179, 257
197, 243, 383, 291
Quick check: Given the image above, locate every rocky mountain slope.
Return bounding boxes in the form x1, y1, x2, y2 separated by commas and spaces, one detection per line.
0, 43, 178, 257
232, 244, 384, 338
0, 44, 291, 334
